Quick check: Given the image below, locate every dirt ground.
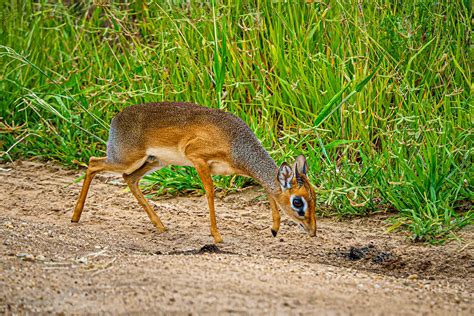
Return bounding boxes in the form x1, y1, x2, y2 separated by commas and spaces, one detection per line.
0, 160, 472, 315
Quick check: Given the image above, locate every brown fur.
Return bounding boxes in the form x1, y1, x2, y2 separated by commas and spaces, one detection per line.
72, 102, 317, 243
273, 174, 317, 236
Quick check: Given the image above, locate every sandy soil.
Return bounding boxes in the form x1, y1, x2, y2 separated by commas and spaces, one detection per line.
0, 160, 472, 315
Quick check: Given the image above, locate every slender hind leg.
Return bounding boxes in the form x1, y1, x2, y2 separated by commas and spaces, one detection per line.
192, 159, 223, 244
123, 161, 167, 233
72, 157, 126, 222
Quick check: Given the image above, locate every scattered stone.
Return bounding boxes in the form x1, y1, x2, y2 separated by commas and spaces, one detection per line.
197, 244, 222, 254
407, 274, 418, 280
342, 245, 394, 264
167, 244, 236, 256
17, 253, 35, 262
373, 252, 392, 264
36, 255, 46, 262
77, 257, 88, 264
348, 247, 369, 260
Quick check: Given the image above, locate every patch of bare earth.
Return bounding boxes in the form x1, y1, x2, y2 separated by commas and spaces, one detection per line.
0, 161, 472, 315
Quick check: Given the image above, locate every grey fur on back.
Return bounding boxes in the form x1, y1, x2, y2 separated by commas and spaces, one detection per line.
107, 102, 279, 193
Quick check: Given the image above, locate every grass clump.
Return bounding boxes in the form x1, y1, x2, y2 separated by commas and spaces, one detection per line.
1, 0, 472, 243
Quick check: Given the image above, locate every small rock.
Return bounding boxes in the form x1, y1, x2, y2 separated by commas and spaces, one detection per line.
407, 274, 418, 280
77, 257, 88, 264
17, 253, 35, 262
47, 230, 53, 237
36, 255, 46, 261
25, 254, 36, 262
348, 247, 366, 260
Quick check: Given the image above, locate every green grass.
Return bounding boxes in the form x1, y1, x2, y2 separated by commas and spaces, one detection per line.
1, 0, 472, 243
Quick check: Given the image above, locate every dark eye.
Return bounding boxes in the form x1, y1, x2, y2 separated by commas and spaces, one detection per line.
292, 197, 303, 208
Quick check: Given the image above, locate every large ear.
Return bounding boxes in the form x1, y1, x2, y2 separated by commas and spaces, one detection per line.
277, 162, 293, 190
293, 154, 308, 187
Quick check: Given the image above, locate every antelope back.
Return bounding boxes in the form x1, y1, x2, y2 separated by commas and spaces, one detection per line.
105, 103, 269, 178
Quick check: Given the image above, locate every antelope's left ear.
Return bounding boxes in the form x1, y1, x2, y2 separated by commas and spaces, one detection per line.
277, 162, 293, 190
293, 154, 308, 176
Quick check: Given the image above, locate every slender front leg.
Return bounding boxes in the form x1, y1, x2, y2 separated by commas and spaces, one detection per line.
123, 162, 167, 233
269, 196, 280, 237
193, 160, 223, 243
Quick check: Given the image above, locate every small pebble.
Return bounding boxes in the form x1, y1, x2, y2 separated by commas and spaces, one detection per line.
17, 253, 35, 262
36, 255, 46, 261
408, 274, 418, 280
77, 257, 88, 264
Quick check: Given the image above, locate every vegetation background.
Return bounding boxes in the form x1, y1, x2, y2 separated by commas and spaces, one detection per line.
1, 0, 472, 243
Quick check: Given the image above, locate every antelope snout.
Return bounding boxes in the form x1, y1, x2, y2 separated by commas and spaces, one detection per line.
301, 222, 317, 237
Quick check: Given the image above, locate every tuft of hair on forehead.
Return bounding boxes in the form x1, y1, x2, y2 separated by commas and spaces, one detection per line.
295, 174, 315, 199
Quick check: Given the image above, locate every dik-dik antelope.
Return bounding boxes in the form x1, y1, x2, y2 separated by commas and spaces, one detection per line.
72, 102, 317, 243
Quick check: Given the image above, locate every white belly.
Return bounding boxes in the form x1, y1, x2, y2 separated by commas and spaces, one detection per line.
209, 160, 238, 175
146, 147, 193, 166
145, 147, 238, 175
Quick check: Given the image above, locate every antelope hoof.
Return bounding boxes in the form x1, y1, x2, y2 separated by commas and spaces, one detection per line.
271, 228, 278, 237
156, 226, 168, 234
212, 232, 223, 244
